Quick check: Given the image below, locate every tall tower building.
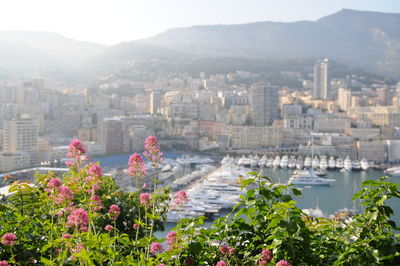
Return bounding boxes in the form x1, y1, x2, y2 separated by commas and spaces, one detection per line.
396, 82, 400, 111
313, 58, 329, 100
3, 116, 38, 153
250, 83, 280, 126
150, 91, 161, 114
101, 118, 124, 155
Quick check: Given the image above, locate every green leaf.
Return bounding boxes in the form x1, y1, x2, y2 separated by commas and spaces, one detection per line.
267, 218, 281, 230
241, 178, 255, 189
292, 188, 302, 196
189, 241, 202, 255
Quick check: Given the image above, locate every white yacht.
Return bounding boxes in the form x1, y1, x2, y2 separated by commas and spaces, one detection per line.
319, 155, 328, 170
386, 168, 400, 177
304, 156, 312, 168
336, 157, 344, 169
280, 155, 289, 168
296, 156, 304, 170
266, 157, 273, 168
288, 156, 296, 169
360, 158, 369, 171
328, 156, 336, 169
237, 155, 246, 166
272, 156, 281, 168
250, 155, 259, 168
313, 168, 327, 177
344, 156, 352, 171
312, 156, 320, 169
258, 155, 267, 167
352, 160, 362, 171
288, 169, 330, 186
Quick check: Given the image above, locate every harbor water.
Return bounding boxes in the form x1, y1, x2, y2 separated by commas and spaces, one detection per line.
94, 154, 400, 235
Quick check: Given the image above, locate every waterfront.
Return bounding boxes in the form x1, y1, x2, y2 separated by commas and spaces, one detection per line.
95, 153, 400, 224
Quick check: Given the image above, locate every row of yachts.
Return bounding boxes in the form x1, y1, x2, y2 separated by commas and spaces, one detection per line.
236, 154, 370, 172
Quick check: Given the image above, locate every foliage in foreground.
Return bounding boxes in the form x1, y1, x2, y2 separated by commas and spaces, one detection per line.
0, 138, 399, 265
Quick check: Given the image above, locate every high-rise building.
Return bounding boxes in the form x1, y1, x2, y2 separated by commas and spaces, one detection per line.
338, 88, 351, 111
3, 116, 38, 154
250, 83, 280, 126
150, 91, 161, 114
313, 58, 329, 100
396, 82, 400, 111
102, 118, 124, 155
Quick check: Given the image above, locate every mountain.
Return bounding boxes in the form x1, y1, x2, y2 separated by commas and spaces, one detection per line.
135, 9, 400, 78
0, 31, 107, 78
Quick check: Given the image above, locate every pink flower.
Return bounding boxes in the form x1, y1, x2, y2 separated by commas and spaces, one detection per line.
67, 208, 89, 232
68, 139, 87, 155
173, 190, 189, 206
167, 231, 177, 239
216, 260, 228, 266
258, 260, 267, 266
142, 183, 147, 188
150, 242, 164, 254
276, 260, 291, 266
108, 204, 121, 220
1, 233, 16, 245
143, 136, 163, 164
47, 178, 62, 188
62, 234, 71, 239
127, 153, 147, 178
56, 210, 63, 216
167, 231, 178, 246
229, 248, 235, 254
261, 249, 273, 262
0, 260, 10, 266
158, 264, 166, 266
140, 193, 151, 205
73, 243, 85, 253
90, 195, 103, 211
88, 164, 102, 177
220, 245, 230, 255
133, 223, 139, 230
105, 225, 113, 232
54, 186, 74, 204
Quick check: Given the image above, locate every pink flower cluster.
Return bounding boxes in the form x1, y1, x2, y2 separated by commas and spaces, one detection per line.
0, 261, 10, 266
220, 245, 235, 255
88, 163, 102, 177
140, 193, 151, 206
258, 249, 273, 265
66, 139, 87, 166
143, 136, 163, 164
150, 242, 164, 254
173, 190, 189, 206
54, 186, 74, 204
68, 139, 87, 156
90, 195, 103, 211
67, 208, 89, 232
47, 178, 62, 188
276, 260, 291, 266
216, 260, 228, 266
105, 224, 113, 232
85, 164, 104, 194
46, 178, 74, 205
127, 153, 147, 178
73, 243, 85, 253
166, 231, 179, 250
1, 233, 16, 246
108, 204, 121, 220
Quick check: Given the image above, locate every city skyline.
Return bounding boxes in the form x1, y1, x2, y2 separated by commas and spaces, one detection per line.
0, 0, 399, 45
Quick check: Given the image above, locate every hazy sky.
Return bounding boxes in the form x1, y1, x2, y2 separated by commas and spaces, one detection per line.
0, 0, 399, 45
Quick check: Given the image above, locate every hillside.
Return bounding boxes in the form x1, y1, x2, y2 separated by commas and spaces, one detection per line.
133, 9, 400, 78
